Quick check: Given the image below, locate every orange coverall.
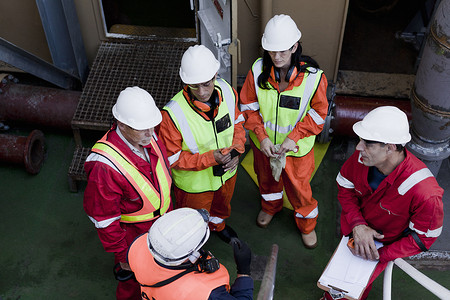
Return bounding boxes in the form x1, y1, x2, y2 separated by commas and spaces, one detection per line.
240, 65, 328, 233
158, 87, 246, 232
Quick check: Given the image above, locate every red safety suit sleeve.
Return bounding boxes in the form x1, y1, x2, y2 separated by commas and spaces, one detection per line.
158, 110, 218, 171
83, 163, 130, 263
287, 73, 328, 143
337, 159, 368, 233
378, 194, 443, 263
240, 69, 269, 142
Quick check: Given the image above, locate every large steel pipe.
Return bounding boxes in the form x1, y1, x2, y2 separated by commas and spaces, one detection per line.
0, 75, 81, 130
329, 95, 411, 138
407, 0, 450, 175
0, 130, 45, 174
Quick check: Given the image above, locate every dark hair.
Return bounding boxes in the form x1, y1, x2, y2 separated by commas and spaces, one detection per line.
257, 42, 320, 90
362, 138, 404, 152
394, 144, 404, 152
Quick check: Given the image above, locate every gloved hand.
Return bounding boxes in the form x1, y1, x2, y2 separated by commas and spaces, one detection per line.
232, 239, 252, 275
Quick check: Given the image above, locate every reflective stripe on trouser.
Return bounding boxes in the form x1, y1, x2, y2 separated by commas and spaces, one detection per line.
173, 174, 237, 232
251, 141, 318, 234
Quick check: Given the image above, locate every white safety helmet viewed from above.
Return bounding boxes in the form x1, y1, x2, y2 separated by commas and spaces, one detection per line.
148, 208, 210, 266
112, 86, 162, 130
179, 45, 220, 85
261, 14, 302, 52
353, 106, 411, 146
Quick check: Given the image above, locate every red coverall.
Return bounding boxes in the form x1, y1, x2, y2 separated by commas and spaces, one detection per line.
83, 125, 173, 300
240, 62, 328, 233
158, 86, 246, 232
327, 149, 444, 299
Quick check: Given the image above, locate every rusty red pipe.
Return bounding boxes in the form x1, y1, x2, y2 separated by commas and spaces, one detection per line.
0, 78, 81, 131
0, 130, 45, 174
330, 95, 412, 137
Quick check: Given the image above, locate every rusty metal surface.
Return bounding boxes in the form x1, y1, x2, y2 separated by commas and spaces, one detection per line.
331, 95, 411, 137
0, 80, 80, 130
0, 130, 45, 174
72, 40, 195, 132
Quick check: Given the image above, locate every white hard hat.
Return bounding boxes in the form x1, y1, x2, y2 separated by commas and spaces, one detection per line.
179, 45, 220, 84
112, 86, 162, 130
148, 208, 210, 266
353, 106, 411, 145
261, 14, 302, 51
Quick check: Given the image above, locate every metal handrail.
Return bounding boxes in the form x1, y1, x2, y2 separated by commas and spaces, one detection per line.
383, 258, 450, 299
257, 244, 279, 300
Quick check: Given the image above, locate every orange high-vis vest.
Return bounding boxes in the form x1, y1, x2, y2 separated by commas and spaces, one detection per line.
91, 132, 172, 223
128, 233, 230, 300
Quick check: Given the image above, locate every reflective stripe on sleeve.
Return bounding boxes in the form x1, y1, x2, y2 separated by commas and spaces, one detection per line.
240, 102, 260, 112
398, 168, 434, 195
85, 153, 120, 172
307, 108, 325, 125
209, 216, 224, 224
336, 172, 355, 189
409, 221, 442, 238
88, 215, 121, 229
168, 150, 181, 166
235, 114, 245, 124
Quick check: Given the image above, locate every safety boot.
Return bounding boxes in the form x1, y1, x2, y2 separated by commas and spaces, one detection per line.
256, 210, 273, 228
301, 229, 318, 249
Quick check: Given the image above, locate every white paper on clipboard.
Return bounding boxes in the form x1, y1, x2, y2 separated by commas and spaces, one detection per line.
317, 236, 383, 300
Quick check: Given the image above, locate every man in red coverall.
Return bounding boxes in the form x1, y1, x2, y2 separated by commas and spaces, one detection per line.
158, 45, 246, 244
83, 86, 173, 300
322, 106, 444, 299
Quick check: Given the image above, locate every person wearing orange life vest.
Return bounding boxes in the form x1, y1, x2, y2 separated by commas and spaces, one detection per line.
240, 14, 329, 248
158, 45, 246, 244
128, 207, 253, 300
321, 106, 444, 300
83, 86, 173, 300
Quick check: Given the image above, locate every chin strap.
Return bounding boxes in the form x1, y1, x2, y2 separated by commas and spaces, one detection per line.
141, 264, 198, 288
141, 250, 220, 288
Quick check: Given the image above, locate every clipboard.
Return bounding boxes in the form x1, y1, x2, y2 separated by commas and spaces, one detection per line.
317, 236, 382, 300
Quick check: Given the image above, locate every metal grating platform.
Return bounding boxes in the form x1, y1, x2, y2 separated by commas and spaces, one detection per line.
72, 40, 195, 135
67, 146, 90, 192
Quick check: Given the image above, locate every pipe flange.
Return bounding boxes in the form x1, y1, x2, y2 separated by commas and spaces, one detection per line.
23, 130, 46, 174
406, 137, 450, 162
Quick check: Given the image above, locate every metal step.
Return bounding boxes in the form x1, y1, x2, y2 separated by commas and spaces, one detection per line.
67, 146, 90, 192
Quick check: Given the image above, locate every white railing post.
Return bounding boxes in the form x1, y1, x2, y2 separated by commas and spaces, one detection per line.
383, 258, 450, 300
394, 258, 450, 299
383, 261, 394, 300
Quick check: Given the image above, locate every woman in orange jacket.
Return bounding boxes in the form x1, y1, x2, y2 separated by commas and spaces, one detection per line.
240, 15, 329, 249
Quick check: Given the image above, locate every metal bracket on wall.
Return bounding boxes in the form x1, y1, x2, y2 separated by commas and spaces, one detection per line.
0, 37, 80, 90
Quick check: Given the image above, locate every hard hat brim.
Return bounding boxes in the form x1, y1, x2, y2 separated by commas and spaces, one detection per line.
353, 121, 411, 145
